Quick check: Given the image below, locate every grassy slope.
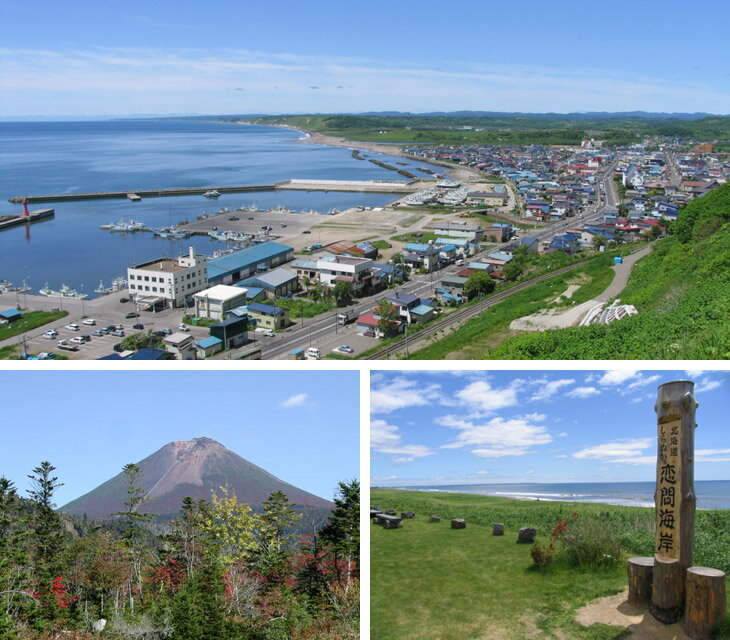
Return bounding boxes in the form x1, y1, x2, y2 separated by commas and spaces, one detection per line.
488, 184, 730, 359
410, 254, 616, 360
371, 489, 730, 640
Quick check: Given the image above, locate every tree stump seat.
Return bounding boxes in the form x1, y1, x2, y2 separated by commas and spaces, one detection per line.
451, 518, 466, 529
627, 556, 654, 605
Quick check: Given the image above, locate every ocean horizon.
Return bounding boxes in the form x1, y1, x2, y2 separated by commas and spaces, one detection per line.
374, 480, 730, 510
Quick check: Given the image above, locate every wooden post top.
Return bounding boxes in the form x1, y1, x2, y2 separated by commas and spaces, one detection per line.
687, 567, 726, 578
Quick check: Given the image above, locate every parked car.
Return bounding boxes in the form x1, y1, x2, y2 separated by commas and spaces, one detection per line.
82, 318, 96, 325
65, 323, 80, 331
336, 345, 354, 354
43, 329, 58, 339
80, 334, 92, 342
119, 297, 130, 303
92, 329, 104, 336
228, 216, 239, 221
125, 311, 139, 319
302, 230, 311, 234
178, 324, 189, 332
132, 323, 144, 330
157, 328, 173, 336
70, 336, 85, 345
111, 329, 125, 337
104, 325, 116, 333
113, 342, 124, 352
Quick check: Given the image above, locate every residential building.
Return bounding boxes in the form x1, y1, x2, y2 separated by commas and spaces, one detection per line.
128, 247, 208, 309
432, 223, 484, 240
316, 255, 375, 293
163, 332, 197, 360
247, 302, 290, 330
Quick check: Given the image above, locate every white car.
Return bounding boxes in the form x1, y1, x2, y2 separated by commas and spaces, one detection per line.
65, 323, 80, 331
43, 329, 58, 339
70, 336, 85, 345
82, 318, 96, 326
178, 324, 190, 332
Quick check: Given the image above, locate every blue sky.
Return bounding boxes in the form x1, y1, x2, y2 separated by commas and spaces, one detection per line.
0, 370, 359, 506
371, 370, 729, 486
1, 0, 728, 116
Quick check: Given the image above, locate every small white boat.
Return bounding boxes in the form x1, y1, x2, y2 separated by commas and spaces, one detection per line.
203, 190, 221, 199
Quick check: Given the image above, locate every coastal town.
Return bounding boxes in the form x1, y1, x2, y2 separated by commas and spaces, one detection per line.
1, 134, 727, 360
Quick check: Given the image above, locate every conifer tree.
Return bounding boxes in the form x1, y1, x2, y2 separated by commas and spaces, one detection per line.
257, 491, 301, 582
320, 480, 360, 591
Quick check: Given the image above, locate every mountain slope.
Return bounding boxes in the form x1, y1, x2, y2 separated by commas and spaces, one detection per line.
61, 437, 333, 520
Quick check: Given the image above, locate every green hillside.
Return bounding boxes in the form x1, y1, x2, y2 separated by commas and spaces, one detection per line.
483, 184, 730, 359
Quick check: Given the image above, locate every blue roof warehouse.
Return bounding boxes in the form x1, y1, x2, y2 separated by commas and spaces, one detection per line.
207, 242, 294, 285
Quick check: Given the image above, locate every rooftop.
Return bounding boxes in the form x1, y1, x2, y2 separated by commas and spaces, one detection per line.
194, 284, 248, 302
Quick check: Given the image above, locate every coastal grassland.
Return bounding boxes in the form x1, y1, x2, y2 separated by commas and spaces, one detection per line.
371, 490, 730, 640
487, 185, 730, 359
409, 254, 615, 359
0, 309, 68, 341
235, 113, 730, 147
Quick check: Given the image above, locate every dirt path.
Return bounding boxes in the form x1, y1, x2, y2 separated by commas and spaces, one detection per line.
510, 244, 653, 332
576, 589, 690, 640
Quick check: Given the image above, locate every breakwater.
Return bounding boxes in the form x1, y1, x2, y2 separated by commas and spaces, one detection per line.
10, 179, 417, 204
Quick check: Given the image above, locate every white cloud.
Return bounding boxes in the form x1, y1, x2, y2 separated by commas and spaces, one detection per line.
530, 378, 575, 401
696, 377, 723, 393
566, 386, 601, 398
439, 415, 553, 458
685, 370, 705, 377
371, 377, 444, 414
627, 375, 661, 390
476, 470, 489, 475
696, 449, 730, 462
370, 419, 434, 464
599, 371, 639, 386
572, 438, 655, 465
281, 393, 310, 408
455, 380, 518, 412
372, 475, 398, 483
2, 45, 729, 116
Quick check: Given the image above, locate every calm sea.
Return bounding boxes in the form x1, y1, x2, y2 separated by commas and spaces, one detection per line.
0, 120, 437, 296
400, 480, 730, 510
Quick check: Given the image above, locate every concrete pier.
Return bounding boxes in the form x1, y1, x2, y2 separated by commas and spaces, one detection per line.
10, 179, 419, 204
0, 208, 55, 230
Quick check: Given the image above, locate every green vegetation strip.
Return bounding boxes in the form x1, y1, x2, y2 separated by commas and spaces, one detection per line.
371, 240, 392, 250
0, 310, 68, 341
371, 489, 730, 640
275, 297, 335, 318
410, 255, 615, 359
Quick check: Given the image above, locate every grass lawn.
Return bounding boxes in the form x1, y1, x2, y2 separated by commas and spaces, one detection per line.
371, 239, 393, 250
0, 310, 68, 341
371, 490, 730, 640
274, 297, 335, 318
0, 344, 19, 359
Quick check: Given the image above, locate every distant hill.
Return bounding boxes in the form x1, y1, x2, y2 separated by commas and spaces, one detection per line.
61, 437, 334, 520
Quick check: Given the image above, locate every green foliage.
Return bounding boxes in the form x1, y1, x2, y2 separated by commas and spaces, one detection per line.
170, 559, 228, 640
333, 281, 353, 306
671, 181, 730, 243
0, 310, 68, 342
374, 299, 399, 336
274, 296, 335, 318
120, 330, 163, 352
463, 270, 495, 298
557, 516, 622, 569
257, 491, 302, 581
370, 240, 392, 250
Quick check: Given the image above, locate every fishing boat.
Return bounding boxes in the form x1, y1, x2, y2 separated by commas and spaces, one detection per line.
326, 208, 341, 215
203, 190, 221, 199
269, 205, 293, 215
95, 280, 112, 294
101, 219, 146, 232
111, 277, 127, 291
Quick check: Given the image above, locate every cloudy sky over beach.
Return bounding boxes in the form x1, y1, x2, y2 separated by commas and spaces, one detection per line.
1, 0, 728, 116
371, 369, 730, 486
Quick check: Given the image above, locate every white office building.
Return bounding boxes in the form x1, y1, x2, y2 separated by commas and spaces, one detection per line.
127, 247, 208, 309
193, 285, 249, 320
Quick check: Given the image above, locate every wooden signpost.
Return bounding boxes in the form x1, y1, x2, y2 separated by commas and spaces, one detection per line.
650, 380, 697, 624
625, 379, 726, 638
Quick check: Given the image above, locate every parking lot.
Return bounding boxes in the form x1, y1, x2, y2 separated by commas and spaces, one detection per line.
0, 290, 211, 360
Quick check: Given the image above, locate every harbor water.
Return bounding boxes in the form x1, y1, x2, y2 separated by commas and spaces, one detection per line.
0, 119, 439, 297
